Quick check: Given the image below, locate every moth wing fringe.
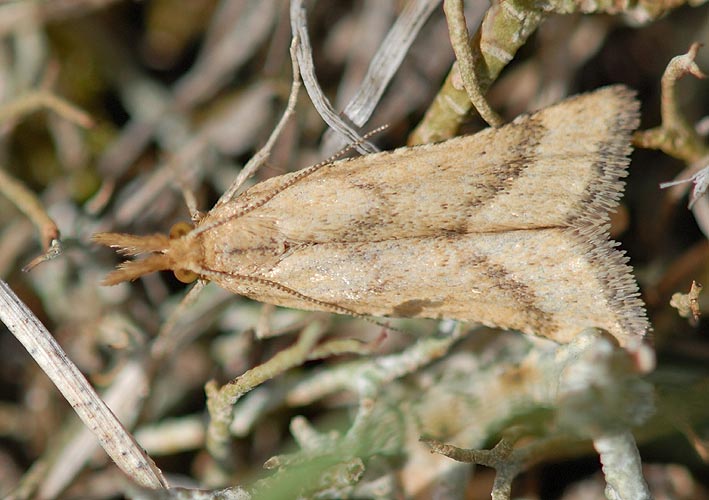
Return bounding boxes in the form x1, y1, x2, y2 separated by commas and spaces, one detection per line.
565, 86, 649, 343
567, 86, 639, 227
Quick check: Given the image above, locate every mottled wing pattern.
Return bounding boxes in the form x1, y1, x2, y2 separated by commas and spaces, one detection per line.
196, 86, 647, 346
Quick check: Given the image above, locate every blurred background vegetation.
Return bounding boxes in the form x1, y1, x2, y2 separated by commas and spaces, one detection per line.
0, 1, 708, 498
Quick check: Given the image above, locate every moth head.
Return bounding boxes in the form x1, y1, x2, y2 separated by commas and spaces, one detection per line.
93, 221, 200, 285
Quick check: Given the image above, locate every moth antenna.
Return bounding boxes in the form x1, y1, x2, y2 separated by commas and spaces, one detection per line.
194, 125, 391, 236
92, 233, 170, 255
201, 269, 405, 334
101, 254, 172, 285
253, 124, 391, 210
322, 124, 390, 164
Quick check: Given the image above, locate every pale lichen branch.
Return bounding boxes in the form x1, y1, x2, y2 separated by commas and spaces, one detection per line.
635, 42, 707, 164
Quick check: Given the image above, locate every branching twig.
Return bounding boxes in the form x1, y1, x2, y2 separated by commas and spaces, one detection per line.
0, 167, 62, 270
669, 280, 703, 324
205, 321, 326, 464
0, 91, 92, 271
0, 90, 93, 129
634, 42, 707, 163
423, 437, 517, 500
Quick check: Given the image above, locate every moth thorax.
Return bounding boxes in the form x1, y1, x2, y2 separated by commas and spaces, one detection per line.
169, 221, 199, 283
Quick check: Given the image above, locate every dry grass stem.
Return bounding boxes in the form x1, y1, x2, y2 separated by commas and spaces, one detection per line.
0, 280, 167, 491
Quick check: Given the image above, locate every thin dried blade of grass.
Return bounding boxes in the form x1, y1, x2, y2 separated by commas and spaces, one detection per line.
0, 280, 167, 491
215, 37, 303, 206
322, 0, 441, 153
37, 360, 153, 499
341, 0, 439, 125
290, 0, 377, 155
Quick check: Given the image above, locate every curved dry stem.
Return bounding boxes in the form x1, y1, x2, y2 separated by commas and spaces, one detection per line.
443, 0, 503, 127
634, 42, 707, 163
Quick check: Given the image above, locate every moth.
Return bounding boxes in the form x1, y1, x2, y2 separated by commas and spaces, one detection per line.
94, 86, 649, 348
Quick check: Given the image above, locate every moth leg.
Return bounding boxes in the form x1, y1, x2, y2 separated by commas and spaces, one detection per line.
170, 175, 204, 223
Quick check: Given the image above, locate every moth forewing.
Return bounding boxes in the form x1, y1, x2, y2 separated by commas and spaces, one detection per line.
94, 85, 649, 348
